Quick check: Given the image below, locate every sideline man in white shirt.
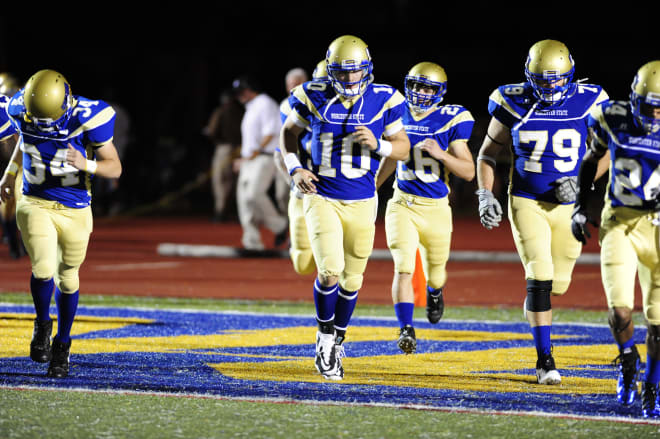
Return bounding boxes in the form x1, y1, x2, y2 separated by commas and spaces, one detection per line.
232, 76, 288, 251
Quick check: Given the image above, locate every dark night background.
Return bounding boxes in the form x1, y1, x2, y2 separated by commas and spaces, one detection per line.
0, 6, 656, 218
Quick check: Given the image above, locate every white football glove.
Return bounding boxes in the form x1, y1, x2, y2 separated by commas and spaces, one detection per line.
476, 188, 503, 230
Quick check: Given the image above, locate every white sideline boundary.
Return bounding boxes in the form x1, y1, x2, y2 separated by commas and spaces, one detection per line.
2, 385, 658, 426
156, 243, 601, 265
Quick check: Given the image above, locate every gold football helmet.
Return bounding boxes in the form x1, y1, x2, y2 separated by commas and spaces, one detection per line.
312, 60, 328, 80
524, 40, 575, 106
405, 62, 447, 113
325, 35, 373, 97
0, 72, 20, 97
23, 69, 74, 132
630, 60, 660, 134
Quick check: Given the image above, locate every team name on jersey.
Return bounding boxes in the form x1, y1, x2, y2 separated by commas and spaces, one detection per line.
330, 113, 365, 121
404, 124, 430, 133
535, 109, 568, 116
627, 136, 660, 149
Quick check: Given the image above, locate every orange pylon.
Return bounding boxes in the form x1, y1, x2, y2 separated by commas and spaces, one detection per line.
412, 249, 426, 306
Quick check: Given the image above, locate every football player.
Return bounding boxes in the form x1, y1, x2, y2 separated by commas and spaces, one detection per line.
375, 62, 475, 354
275, 60, 328, 275
280, 35, 410, 380
0, 72, 23, 259
274, 67, 310, 215
0, 69, 122, 378
475, 40, 608, 385
572, 60, 660, 418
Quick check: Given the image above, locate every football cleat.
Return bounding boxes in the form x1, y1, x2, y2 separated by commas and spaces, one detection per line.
536, 353, 562, 385
613, 346, 640, 405
397, 325, 417, 354
641, 381, 660, 418
47, 338, 71, 378
426, 289, 444, 324
30, 319, 53, 363
315, 332, 343, 380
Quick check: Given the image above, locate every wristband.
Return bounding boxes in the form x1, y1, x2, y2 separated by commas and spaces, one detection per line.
283, 152, 302, 175
85, 159, 98, 174
375, 139, 393, 157
5, 161, 19, 177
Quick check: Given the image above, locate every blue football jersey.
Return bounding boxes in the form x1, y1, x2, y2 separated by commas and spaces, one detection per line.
7, 90, 116, 208
589, 100, 660, 210
396, 104, 474, 199
0, 95, 14, 141
489, 81, 608, 203
290, 80, 406, 200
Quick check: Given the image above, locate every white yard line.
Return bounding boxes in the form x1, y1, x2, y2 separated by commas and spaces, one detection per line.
2, 384, 657, 426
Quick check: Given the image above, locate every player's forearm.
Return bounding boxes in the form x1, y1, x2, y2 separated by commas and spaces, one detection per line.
2, 137, 23, 174
443, 155, 475, 182
389, 137, 410, 161
280, 129, 299, 157
93, 157, 122, 179
273, 152, 291, 183
0, 134, 19, 160
475, 136, 504, 191
477, 160, 496, 191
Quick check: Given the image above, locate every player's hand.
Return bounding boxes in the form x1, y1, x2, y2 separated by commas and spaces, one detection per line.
571, 206, 592, 244
65, 144, 86, 170
418, 138, 445, 160
0, 174, 15, 203
475, 188, 503, 230
292, 168, 318, 194
353, 126, 378, 151
554, 176, 578, 203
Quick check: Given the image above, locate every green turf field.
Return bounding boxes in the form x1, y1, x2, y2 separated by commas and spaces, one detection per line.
1, 292, 658, 439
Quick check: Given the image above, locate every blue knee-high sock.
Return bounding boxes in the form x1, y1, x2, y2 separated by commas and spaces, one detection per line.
334, 287, 358, 332
313, 279, 338, 323
531, 325, 552, 357
645, 354, 660, 385
30, 275, 54, 322
54, 288, 79, 344
394, 302, 414, 328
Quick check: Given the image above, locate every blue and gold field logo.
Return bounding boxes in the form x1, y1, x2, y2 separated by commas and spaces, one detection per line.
0, 305, 646, 419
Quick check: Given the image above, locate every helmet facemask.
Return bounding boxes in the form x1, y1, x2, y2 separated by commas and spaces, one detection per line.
405, 76, 446, 114
327, 62, 373, 98
630, 92, 660, 134
525, 62, 575, 107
